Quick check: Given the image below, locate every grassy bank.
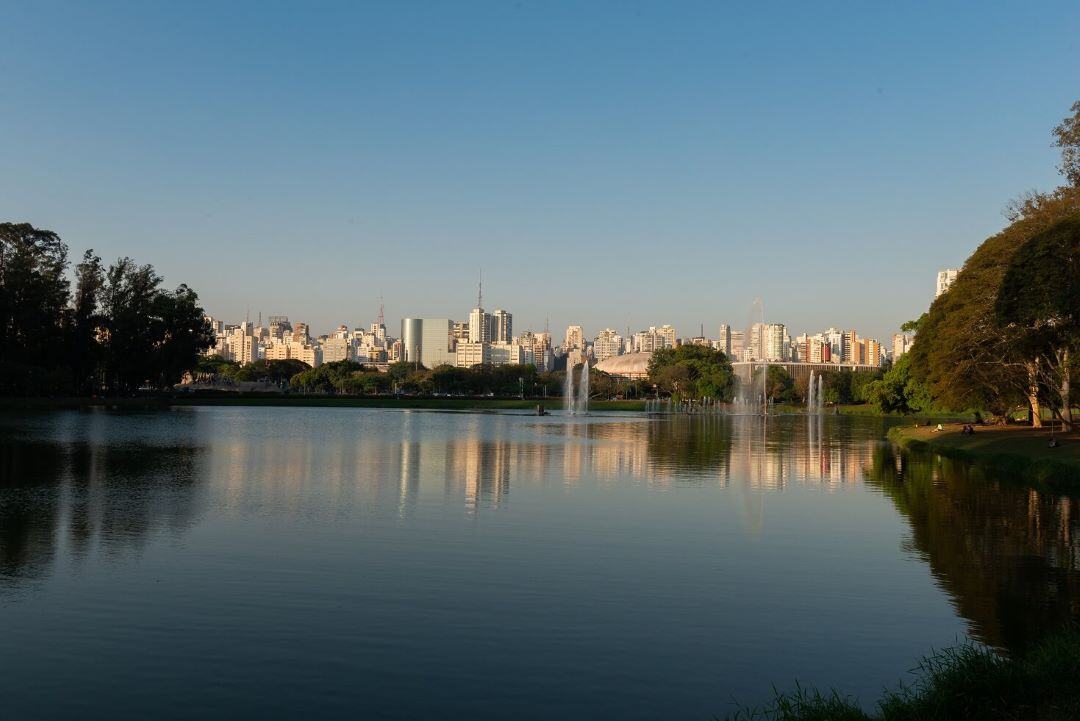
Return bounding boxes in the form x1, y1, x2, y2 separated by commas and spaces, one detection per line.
0, 395, 646, 412
727, 628, 1080, 721
889, 423, 1080, 490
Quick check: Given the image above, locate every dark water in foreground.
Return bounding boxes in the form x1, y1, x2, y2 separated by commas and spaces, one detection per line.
1, 408, 1077, 720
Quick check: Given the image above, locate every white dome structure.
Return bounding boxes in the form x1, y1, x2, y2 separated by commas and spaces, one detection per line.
594, 352, 651, 379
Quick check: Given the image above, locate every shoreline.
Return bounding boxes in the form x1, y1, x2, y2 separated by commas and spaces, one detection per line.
888, 423, 1080, 490
2, 395, 973, 419
0, 395, 647, 412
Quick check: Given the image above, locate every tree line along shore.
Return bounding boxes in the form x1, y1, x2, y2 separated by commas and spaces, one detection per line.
2, 103, 1078, 457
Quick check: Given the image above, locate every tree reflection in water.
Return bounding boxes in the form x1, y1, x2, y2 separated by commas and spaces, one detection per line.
0, 434, 206, 583
864, 444, 1080, 654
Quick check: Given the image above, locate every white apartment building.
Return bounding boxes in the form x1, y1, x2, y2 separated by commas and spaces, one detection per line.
632, 326, 675, 354
593, 329, 623, 361
456, 342, 490, 368
936, 268, 959, 298
468, 308, 491, 343
320, 337, 351, 363
892, 333, 914, 359
564, 325, 584, 351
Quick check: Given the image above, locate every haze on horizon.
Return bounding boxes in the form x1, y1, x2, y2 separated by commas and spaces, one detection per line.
2, 1, 1077, 341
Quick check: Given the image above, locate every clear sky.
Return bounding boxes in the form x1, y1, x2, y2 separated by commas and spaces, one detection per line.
2, 1, 1077, 341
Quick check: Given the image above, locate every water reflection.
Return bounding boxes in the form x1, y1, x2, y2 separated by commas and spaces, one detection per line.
0, 432, 206, 583
4, 408, 1079, 661
864, 444, 1080, 653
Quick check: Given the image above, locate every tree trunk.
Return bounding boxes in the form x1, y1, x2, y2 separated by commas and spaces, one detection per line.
1027, 360, 1043, 429
1062, 349, 1073, 430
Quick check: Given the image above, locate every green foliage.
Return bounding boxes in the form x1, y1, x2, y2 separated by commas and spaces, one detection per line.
235, 358, 310, 384
0, 223, 70, 393
725, 628, 1080, 721
764, 365, 796, 403
290, 360, 376, 393
911, 186, 1080, 418
289, 361, 547, 397
865, 355, 933, 415
900, 315, 924, 334
196, 355, 241, 378
1053, 99, 1080, 187
0, 223, 213, 395
850, 369, 882, 404
647, 345, 736, 400
908, 102, 1080, 421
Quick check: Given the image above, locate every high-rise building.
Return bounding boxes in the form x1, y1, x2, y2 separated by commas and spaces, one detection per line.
400, 318, 423, 364
841, 330, 858, 364
657, 325, 677, 348
492, 309, 512, 343
320, 337, 350, 363
455, 342, 490, 368
763, 323, 786, 361
468, 307, 491, 343
268, 315, 291, 339
824, 328, 843, 360
718, 324, 732, 356
593, 329, 623, 361
490, 342, 525, 366
419, 318, 455, 369
452, 321, 470, 344
564, 325, 584, 351
865, 338, 882, 367
936, 268, 960, 298
892, 333, 914, 359
730, 331, 745, 361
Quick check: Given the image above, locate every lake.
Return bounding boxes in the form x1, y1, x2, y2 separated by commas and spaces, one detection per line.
1, 407, 1077, 720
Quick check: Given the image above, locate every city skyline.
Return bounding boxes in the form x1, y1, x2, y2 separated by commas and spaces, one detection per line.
3, 3, 1077, 343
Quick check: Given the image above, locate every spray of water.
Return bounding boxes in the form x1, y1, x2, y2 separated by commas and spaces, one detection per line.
576, 360, 590, 416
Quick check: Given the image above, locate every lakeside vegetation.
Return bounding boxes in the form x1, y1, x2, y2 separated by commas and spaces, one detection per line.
899, 102, 1080, 430
0, 223, 213, 395
726, 628, 1080, 721
888, 424, 1080, 490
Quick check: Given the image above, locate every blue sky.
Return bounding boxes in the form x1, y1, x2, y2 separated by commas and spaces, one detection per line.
2, 1, 1077, 341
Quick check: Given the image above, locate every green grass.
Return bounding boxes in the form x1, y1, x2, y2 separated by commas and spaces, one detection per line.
725, 628, 1080, 721
888, 424, 1080, 491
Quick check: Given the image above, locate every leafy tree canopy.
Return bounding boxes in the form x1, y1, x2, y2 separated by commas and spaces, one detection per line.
647, 345, 736, 400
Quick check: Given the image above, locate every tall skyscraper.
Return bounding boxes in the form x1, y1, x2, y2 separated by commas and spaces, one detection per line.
841, 330, 857, 364
492, 309, 512, 343
468, 307, 491, 343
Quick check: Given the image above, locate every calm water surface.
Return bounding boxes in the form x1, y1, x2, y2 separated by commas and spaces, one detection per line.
1, 407, 1078, 720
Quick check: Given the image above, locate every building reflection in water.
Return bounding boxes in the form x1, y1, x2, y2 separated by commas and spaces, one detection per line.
5, 409, 1077, 655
